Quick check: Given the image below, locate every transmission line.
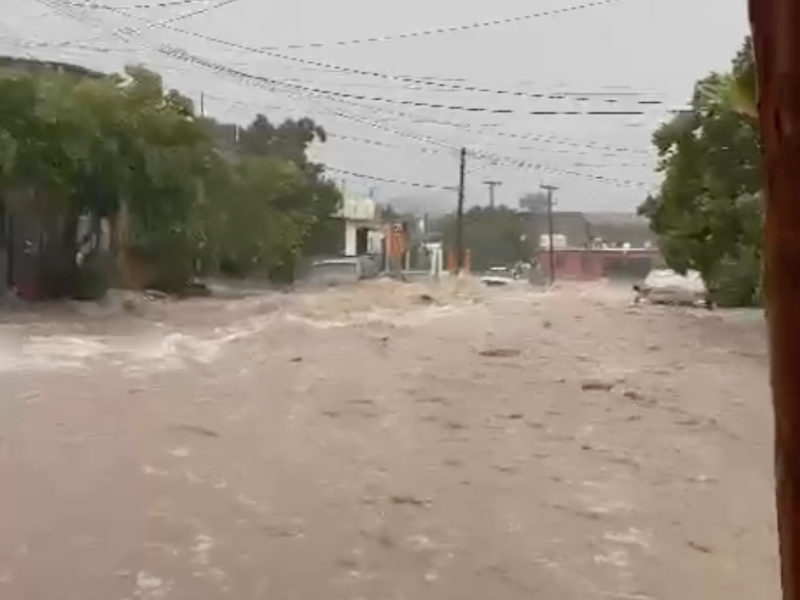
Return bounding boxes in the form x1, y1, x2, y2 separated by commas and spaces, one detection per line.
324, 166, 457, 191
28, 0, 658, 190
194, 67, 654, 188
88, 2, 677, 113
199, 89, 653, 166
268, 0, 633, 51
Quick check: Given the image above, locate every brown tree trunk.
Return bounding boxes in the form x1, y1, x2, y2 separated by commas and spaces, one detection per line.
750, 0, 800, 597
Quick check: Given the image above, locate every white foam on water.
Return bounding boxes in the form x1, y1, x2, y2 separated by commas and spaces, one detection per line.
0, 284, 478, 373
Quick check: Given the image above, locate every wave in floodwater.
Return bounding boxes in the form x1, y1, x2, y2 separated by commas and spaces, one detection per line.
0, 296, 476, 373
0, 331, 237, 374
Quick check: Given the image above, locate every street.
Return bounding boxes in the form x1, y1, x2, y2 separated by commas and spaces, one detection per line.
0, 280, 779, 599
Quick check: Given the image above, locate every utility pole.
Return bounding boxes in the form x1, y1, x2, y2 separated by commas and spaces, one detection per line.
750, 8, 800, 598
541, 184, 558, 285
199, 92, 205, 117
455, 147, 467, 273
482, 180, 502, 209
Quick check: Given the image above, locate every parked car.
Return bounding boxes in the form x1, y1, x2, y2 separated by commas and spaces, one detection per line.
480, 266, 515, 287
634, 268, 711, 307
307, 255, 382, 286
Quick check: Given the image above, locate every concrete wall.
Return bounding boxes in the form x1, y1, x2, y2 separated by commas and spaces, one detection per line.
343, 220, 385, 256
344, 221, 357, 256
537, 249, 660, 281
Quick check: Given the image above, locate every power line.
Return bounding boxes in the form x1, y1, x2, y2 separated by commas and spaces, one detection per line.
7, 37, 669, 105
21, 2, 671, 106
158, 51, 656, 187
54, 0, 635, 51
69, 0, 213, 8
304, 92, 655, 187
64, 1, 679, 114
227, 85, 657, 185
40, 0, 246, 49
1, 36, 666, 153
196, 82, 652, 186
86, 2, 670, 108
193, 38, 673, 107
310, 95, 654, 156
163, 46, 662, 119
268, 0, 633, 51
324, 166, 456, 191
10, 28, 670, 104
26, 0, 658, 190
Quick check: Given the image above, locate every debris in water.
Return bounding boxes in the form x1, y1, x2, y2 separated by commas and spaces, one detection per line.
687, 540, 713, 554
389, 494, 430, 507
581, 378, 616, 392
479, 348, 521, 358
171, 424, 219, 438
622, 389, 648, 403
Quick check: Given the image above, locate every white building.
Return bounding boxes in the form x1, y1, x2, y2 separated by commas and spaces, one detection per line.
335, 196, 384, 256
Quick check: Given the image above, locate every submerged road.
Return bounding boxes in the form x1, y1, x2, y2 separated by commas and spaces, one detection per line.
0, 280, 778, 599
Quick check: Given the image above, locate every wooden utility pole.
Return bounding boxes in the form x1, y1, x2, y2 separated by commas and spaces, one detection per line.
455, 147, 467, 272
482, 179, 502, 209
750, 1, 800, 597
541, 184, 557, 285
199, 91, 205, 117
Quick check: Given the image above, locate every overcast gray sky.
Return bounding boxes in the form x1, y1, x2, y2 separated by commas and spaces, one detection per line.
1, 0, 749, 213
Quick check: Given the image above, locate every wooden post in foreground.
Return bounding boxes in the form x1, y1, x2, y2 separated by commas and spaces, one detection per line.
750, 1, 800, 597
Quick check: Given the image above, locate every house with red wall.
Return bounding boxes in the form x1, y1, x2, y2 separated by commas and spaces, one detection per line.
536, 246, 662, 280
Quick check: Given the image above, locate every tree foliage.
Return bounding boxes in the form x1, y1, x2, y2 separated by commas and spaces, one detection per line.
435, 206, 528, 271
638, 36, 763, 306
0, 61, 342, 296
518, 191, 549, 212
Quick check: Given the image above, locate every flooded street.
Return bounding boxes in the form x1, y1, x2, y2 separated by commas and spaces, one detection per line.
0, 280, 778, 599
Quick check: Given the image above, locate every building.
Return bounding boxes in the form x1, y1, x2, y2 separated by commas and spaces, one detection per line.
520, 210, 592, 249
537, 246, 662, 280
523, 210, 660, 280
520, 210, 654, 250
335, 196, 385, 256
583, 212, 654, 247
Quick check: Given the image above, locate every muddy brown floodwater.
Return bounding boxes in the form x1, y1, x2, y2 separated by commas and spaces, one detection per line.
0, 280, 779, 599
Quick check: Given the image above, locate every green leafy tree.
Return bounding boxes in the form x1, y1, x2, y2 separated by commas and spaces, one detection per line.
0, 60, 343, 295
436, 206, 528, 272
638, 37, 763, 306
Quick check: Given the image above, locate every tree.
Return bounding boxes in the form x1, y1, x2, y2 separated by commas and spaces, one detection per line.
698, 37, 756, 118
518, 191, 549, 212
201, 113, 341, 280
637, 37, 763, 306
0, 61, 343, 296
435, 206, 528, 271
